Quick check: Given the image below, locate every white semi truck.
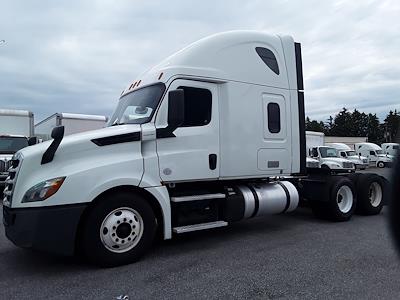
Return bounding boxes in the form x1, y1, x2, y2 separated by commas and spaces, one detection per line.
35, 113, 108, 141
306, 131, 355, 172
3, 31, 388, 267
325, 143, 369, 170
0, 109, 36, 191
355, 142, 393, 168
382, 143, 399, 157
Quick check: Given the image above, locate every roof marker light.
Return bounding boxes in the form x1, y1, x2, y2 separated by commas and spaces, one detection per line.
158, 72, 163, 80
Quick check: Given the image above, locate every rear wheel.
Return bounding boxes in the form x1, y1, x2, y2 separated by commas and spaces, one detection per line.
311, 177, 356, 221
80, 192, 156, 267
355, 174, 385, 215
377, 161, 385, 168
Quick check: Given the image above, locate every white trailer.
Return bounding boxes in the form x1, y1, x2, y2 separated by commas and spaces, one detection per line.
0, 109, 34, 137
35, 113, 108, 141
306, 131, 355, 172
3, 31, 388, 267
0, 109, 35, 190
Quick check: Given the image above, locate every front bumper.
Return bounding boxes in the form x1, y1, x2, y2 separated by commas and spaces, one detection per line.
3, 203, 87, 256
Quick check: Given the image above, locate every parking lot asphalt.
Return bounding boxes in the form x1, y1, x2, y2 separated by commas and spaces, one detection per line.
0, 167, 399, 300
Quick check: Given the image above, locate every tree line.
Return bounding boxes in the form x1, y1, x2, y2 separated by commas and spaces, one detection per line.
305, 108, 400, 144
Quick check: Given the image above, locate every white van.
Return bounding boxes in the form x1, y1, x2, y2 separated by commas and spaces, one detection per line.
355, 142, 393, 168
326, 143, 368, 170
381, 143, 399, 157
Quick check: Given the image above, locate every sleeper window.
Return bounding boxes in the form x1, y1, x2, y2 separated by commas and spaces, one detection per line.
267, 103, 281, 133
255, 47, 280, 75
177, 86, 212, 127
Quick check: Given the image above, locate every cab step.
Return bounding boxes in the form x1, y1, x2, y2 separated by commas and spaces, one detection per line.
170, 193, 225, 203
173, 221, 228, 234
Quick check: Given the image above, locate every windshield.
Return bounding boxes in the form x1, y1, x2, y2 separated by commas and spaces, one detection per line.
376, 150, 384, 155
319, 147, 338, 158
346, 151, 357, 156
0, 137, 28, 154
109, 83, 166, 126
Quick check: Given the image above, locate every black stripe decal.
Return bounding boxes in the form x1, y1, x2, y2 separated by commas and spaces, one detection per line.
91, 132, 141, 146
295, 42, 306, 175
294, 42, 304, 91
276, 182, 291, 213
248, 185, 260, 218
298, 91, 306, 175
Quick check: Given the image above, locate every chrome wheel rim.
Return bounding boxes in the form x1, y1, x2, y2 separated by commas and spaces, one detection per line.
369, 182, 383, 208
100, 207, 144, 253
337, 186, 353, 213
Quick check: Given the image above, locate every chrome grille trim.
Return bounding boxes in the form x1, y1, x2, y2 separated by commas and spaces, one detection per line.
3, 155, 22, 207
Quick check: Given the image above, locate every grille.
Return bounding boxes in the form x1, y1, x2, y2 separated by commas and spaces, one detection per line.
0, 160, 12, 173
343, 162, 354, 169
3, 157, 21, 207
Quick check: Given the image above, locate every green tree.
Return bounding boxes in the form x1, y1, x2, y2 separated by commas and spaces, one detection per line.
384, 110, 400, 142
305, 117, 325, 132
329, 108, 353, 136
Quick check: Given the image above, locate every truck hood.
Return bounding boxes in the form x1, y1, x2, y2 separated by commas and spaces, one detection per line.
18, 124, 141, 159
322, 157, 351, 164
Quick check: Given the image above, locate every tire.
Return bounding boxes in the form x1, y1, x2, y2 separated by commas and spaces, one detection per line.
80, 192, 157, 267
355, 173, 385, 215
311, 177, 356, 222
321, 165, 330, 170
377, 161, 385, 168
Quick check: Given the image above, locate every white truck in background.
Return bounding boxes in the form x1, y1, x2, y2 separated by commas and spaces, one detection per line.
306, 131, 355, 172
0, 109, 36, 191
382, 143, 399, 157
355, 142, 393, 168
326, 143, 369, 170
3, 31, 388, 267
35, 113, 108, 141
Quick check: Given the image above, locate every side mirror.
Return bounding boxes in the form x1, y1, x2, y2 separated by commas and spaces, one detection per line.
28, 137, 37, 146
168, 89, 185, 129
51, 125, 65, 140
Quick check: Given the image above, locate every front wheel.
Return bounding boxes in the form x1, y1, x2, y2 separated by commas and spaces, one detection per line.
377, 161, 385, 168
80, 192, 157, 267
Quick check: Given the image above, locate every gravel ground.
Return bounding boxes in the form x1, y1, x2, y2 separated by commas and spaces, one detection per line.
0, 166, 398, 299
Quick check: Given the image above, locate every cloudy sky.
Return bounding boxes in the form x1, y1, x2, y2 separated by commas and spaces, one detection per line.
1, 0, 399, 123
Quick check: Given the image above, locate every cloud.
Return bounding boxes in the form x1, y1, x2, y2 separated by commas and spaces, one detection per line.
0, 0, 399, 123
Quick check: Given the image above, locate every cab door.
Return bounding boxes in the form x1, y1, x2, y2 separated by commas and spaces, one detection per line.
155, 79, 219, 182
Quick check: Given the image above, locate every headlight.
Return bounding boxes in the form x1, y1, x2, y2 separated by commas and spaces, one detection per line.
22, 177, 65, 203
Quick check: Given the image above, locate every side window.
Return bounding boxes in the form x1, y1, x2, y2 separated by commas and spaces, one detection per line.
177, 86, 212, 127
370, 151, 375, 156
255, 47, 280, 75
312, 148, 318, 158
267, 103, 281, 133
341, 152, 346, 157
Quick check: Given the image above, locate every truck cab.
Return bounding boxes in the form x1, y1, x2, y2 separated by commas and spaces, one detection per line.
3, 31, 387, 267
382, 143, 399, 157
326, 143, 368, 170
355, 142, 393, 168
309, 146, 355, 172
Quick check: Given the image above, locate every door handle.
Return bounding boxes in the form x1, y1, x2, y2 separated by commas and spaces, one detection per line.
209, 154, 217, 170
